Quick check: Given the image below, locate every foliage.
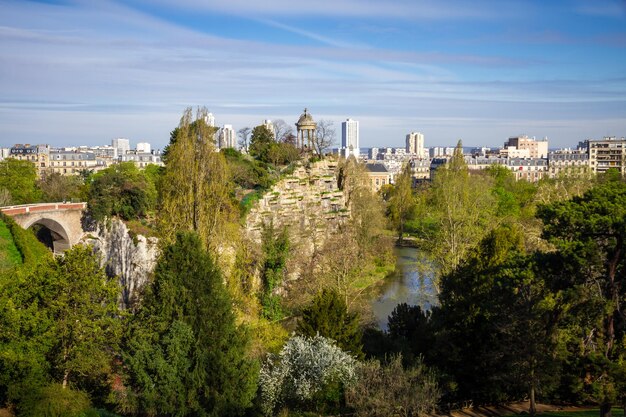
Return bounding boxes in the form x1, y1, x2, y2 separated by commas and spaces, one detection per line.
0, 245, 120, 412
297, 289, 363, 359
50, 245, 121, 389
386, 303, 434, 364
87, 162, 156, 221
222, 148, 275, 190
536, 174, 626, 411
0, 158, 41, 204
418, 141, 497, 280
249, 124, 300, 166
387, 162, 416, 241
0, 213, 52, 266
18, 383, 95, 417
258, 335, 357, 416
38, 172, 86, 203
249, 125, 276, 162
435, 224, 562, 409
345, 354, 441, 417
159, 107, 239, 256
0, 217, 23, 270
260, 223, 289, 320
121, 232, 258, 416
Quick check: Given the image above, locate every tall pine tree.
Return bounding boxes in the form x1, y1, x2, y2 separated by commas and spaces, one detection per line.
121, 232, 258, 416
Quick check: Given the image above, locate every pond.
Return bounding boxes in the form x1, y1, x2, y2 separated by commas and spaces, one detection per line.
369, 246, 438, 330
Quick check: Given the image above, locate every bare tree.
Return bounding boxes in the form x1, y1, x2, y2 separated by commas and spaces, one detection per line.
313, 119, 336, 155
271, 119, 294, 142
237, 127, 251, 152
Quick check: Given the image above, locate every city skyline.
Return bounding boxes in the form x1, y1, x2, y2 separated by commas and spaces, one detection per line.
1, 0, 625, 150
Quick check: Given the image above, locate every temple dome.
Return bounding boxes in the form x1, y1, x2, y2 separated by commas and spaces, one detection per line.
296, 108, 316, 128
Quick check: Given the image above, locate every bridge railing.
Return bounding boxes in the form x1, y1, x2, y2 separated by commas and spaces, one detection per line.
0, 202, 87, 216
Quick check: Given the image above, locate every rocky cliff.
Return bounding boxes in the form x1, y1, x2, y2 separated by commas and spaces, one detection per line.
246, 159, 350, 243
85, 219, 159, 309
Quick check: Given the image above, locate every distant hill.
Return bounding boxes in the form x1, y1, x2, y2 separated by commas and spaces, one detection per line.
0, 213, 51, 271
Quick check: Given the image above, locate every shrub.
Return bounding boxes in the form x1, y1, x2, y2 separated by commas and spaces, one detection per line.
259, 335, 357, 416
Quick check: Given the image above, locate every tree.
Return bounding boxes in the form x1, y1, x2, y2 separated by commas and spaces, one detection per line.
345, 354, 440, 417
420, 140, 496, 280
50, 245, 122, 390
159, 107, 238, 255
436, 225, 561, 411
249, 124, 276, 163
297, 289, 363, 358
0, 244, 120, 411
537, 174, 626, 417
122, 232, 258, 416
38, 172, 85, 203
237, 126, 252, 151
87, 162, 156, 221
388, 162, 416, 242
0, 158, 40, 204
260, 223, 289, 320
258, 335, 357, 416
271, 119, 294, 142
313, 119, 336, 155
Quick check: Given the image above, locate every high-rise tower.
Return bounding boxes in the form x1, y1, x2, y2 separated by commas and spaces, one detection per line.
341, 118, 359, 158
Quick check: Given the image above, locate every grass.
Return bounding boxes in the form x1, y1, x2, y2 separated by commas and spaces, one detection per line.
0, 218, 23, 270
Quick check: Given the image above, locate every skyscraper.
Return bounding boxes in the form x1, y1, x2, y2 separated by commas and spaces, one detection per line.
341, 118, 359, 158
406, 132, 425, 157
219, 124, 236, 149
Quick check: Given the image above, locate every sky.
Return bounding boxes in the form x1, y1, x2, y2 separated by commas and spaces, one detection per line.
1, 0, 625, 150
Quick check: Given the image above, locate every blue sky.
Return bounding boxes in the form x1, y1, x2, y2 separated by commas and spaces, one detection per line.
1, 0, 625, 150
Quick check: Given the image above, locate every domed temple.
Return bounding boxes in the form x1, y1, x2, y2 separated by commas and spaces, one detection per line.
295, 108, 316, 150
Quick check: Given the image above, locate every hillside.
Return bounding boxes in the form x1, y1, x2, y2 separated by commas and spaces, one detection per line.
0, 213, 51, 270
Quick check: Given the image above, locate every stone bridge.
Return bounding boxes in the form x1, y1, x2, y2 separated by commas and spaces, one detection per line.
1, 202, 87, 253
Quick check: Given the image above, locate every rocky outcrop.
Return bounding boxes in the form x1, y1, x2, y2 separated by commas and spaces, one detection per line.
246, 159, 349, 243
245, 159, 350, 282
84, 219, 159, 309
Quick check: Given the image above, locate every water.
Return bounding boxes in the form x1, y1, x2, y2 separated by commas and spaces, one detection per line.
369, 246, 438, 330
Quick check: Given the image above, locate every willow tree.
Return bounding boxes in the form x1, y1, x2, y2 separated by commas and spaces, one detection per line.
159, 107, 238, 255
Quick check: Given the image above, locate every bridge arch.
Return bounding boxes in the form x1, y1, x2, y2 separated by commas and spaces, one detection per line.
1, 202, 87, 254
23, 217, 71, 253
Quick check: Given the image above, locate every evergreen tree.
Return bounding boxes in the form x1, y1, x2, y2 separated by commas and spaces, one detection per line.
297, 289, 363, 359
537, 173, 626, 417
122, 232, 258, 416
249, 125, 276, 163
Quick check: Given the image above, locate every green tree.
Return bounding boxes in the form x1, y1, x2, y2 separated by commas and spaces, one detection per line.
297, 289, 363, 359
260, 223, 289, 320
387, 162, 416, 242
537, 174, 626, 417
249, 125, 276, 163
0, 244, 120, 412
420, 141, 496, 280
436, 225, 561, 411
122, 232, 258, 416
38, 172, 86, 203
0, 159, 41, 204
87, 162, 156, 221
159, 107, 238, 255
49, 245, 121, 390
